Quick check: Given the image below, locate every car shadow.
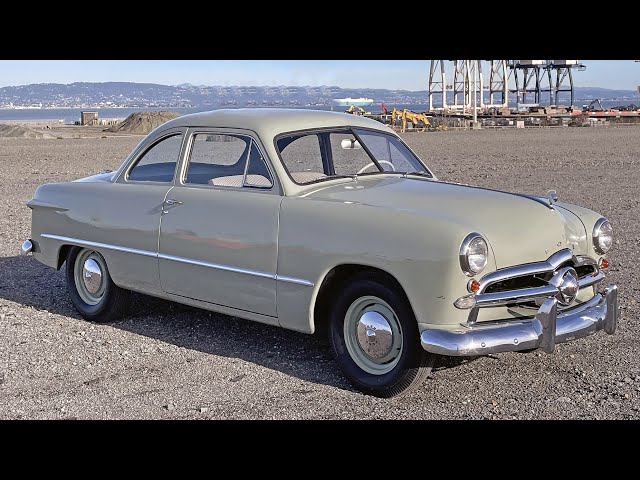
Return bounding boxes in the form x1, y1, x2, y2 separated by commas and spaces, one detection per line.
0, 255, 474, 394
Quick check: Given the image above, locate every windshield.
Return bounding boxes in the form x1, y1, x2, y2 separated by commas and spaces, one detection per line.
275, 127, 432, 185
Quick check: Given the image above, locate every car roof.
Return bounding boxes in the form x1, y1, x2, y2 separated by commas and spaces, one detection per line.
159, 108, 394, 138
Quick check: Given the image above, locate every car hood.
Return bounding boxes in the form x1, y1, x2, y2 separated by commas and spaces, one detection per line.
302, 176, 588, 268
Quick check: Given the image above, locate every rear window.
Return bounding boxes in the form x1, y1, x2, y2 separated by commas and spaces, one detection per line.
184, 133, 273, 189
128, 133, 183, 183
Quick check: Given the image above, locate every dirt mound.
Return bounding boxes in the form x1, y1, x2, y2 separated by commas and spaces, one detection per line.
107, 111, 181, 135
0, 124, 54, 139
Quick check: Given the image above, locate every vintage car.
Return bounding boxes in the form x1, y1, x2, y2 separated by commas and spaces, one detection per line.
22, 109, 618, 397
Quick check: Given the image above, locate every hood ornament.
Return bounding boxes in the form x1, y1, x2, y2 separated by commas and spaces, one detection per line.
546, 190, 559, 205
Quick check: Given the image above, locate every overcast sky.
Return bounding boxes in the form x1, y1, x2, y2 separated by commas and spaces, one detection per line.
0, 60, 637, 91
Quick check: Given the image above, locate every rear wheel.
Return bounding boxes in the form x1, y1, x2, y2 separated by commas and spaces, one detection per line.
66, 246, 129, 323
329, 272, 434, 398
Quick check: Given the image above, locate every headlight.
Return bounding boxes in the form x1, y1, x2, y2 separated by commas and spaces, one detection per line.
593, 218, 613, 254
459, 233, 488, 276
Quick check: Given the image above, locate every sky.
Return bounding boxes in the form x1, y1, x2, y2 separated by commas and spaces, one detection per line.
0, 60, 637, 91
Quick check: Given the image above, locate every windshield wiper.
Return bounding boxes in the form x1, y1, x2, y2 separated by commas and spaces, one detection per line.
326, 174, 358, 181
402, 171, 432, 178
350, 170, 433, 178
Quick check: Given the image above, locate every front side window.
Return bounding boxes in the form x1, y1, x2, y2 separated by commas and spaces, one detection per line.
330, 132, 377, 175
128, 133, 183, 183
353, 129, 423, 174
276, 128, 430, 185
184, 133, 273, 189
276, 134, 326, 184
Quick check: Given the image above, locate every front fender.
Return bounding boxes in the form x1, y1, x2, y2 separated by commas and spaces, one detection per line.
276, 197, 496, 333
555, 201, 609, 259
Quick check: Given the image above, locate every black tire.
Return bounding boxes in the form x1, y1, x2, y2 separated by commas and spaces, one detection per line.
65, 246, 130, 323
329, 272, 434, 398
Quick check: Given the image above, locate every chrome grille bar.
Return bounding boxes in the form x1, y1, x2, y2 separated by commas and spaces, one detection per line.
478, 249, 574, 293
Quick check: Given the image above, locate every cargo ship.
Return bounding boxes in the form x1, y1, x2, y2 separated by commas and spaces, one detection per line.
333, 97, 374, 107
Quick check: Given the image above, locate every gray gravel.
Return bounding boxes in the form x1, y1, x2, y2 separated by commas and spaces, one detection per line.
1, 126, 638, 419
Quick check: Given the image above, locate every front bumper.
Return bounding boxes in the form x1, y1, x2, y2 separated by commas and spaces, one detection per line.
421, 283, 618, 356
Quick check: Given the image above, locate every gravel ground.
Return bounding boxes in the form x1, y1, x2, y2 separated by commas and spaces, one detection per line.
1, 126, 638, 419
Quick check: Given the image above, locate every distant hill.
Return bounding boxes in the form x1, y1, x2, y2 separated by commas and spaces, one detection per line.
573, 87, 639, 100
0, 82, 637, 109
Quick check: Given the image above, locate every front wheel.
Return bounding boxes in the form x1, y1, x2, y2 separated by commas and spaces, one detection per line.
66, 246, 130, 323
329, 272, 434, 398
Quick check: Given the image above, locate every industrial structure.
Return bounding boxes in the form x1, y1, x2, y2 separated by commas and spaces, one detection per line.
428, 60, 586, 113
80, 111, 99, 126
429, 60, 509, 111
350, 60, 639, 131
78, 111, 121, 127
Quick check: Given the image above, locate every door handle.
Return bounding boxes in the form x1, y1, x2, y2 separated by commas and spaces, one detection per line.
162, 198, 183, 214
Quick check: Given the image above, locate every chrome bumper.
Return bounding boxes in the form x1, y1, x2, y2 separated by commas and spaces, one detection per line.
421, 283, 618, 356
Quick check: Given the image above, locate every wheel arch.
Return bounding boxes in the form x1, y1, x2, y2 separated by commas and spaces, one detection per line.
56, 244, 74, 270
313, 263, 415, 335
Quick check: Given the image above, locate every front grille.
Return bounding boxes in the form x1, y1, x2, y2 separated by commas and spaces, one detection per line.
466, 250, 605, 325
575, 264, 597, 278
556, 261, 596, 279
485, 275, 547, 293
484, 261, 597, 295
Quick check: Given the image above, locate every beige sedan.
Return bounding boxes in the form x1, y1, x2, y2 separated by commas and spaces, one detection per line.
22, 109, 618, 397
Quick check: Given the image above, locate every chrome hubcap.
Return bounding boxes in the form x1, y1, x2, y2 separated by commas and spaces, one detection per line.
74, 249, 107, 306
82, 259, 103, 294
356, 311, 393, 359
344, 296, 403, 376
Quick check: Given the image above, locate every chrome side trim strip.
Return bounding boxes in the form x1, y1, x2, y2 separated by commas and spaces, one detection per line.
159, 254, 314, 286
41, 234, 157, 258
275, 274, 314, 287
158, 253, 274, 279
40, 233, 314, 287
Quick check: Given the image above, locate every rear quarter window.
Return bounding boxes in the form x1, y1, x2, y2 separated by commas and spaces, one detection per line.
128, 133, 183, 183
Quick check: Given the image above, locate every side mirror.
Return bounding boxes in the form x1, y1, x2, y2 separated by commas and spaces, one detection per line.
341, 139, 362, 150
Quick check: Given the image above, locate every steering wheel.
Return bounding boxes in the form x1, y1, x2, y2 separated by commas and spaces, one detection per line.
357, 160, 396, 174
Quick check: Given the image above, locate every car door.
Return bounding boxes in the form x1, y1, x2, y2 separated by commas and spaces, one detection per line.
157, 129, 280, 319
107, 129, 186, 295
